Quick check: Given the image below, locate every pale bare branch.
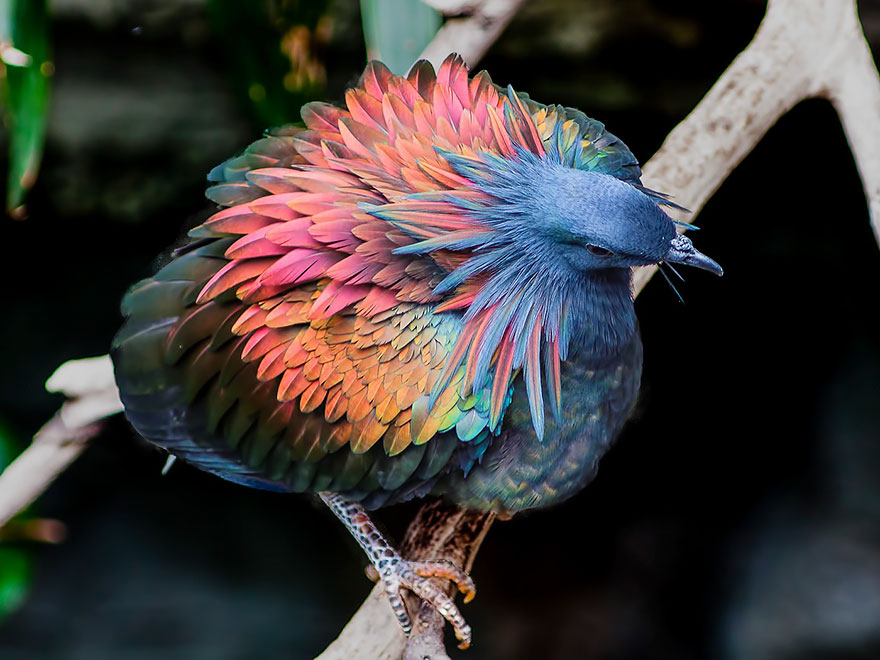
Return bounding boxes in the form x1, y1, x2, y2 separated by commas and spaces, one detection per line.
46, 355, 123, 427
420, 0, 478, 15
0, 414, 100, 528
418, 0, 528, 69
635, 0, 880, 294
822, 4, 880, 241
0, 355, 122, 528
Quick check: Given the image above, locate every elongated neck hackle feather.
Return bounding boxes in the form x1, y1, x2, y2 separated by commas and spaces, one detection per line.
375, 148, 655, 439
188, 54, 679, 445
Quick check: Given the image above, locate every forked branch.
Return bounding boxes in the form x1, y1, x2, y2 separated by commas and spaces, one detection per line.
418, 0, 529, 69
635, 0, 880, 292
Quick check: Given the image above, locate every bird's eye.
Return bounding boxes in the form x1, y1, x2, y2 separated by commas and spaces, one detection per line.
587, 245, 613, 257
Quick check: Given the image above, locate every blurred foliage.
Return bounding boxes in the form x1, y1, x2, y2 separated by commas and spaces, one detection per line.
0, 419, 32, 622
0, 548, 30, 620
0, 419, 14, 469
206, 0, 333, 129
360, 0, 440, 75
0, 0, 51, 219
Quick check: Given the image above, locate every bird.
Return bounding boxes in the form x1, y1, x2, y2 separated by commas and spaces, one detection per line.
110, 54, 721, 649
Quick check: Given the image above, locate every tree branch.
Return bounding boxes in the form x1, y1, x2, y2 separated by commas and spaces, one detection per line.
418, 0, 528, 69
823, 3, 880, 241
0, 356, 121, 528
634, 0, 880, 293
0, 414, 100, 528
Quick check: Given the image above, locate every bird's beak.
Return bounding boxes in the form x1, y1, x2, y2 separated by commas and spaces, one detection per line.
664, 234, 723, 276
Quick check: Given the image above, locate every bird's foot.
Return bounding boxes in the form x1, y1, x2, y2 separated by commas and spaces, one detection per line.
378, 556, 475, 650
320, 492, 476, 649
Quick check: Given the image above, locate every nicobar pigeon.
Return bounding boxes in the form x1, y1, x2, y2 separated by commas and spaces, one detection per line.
111, 54, 722, 648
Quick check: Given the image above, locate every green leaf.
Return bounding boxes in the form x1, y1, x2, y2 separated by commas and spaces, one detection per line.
0, 419, 31, 622
360, 0, 441, 75
0, 418, 14, 469
0, 547, 30, 619
0, 0, 52, 217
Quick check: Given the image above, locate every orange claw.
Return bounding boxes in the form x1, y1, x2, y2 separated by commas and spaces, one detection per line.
412, 559, 477, 603
404, 559, 475, 649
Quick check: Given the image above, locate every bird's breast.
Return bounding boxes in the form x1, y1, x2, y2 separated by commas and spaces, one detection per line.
437, 329, 644, 514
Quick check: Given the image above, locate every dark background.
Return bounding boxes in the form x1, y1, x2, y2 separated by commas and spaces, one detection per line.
2, 1, 880, 658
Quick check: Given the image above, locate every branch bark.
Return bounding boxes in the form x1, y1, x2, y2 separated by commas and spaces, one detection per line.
0, 413, 101, 527
418, 0, 528, 69
634, 0, 880, 293
0, 356, 122, 528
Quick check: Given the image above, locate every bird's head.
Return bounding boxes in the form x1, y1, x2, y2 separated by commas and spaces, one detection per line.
438, 148, 722, 283
535, 165, 722, 277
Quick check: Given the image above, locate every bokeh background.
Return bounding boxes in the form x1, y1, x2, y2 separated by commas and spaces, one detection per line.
2, 1, 880, 658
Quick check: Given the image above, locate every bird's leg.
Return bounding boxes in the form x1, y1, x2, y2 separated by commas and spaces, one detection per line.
319, 492, 476, 649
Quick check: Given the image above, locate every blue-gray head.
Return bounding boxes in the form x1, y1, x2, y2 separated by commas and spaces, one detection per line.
442, 148, 722, 282
385, 147, 722, 365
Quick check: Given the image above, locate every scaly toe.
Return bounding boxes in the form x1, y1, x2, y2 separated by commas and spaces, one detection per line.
380, 558, 474, 649
364, 564, 380, 582
411, 559, 476, 603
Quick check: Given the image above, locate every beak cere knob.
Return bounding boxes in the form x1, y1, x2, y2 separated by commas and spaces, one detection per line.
665, 234, 723, 276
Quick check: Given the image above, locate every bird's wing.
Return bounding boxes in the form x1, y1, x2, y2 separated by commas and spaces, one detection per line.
112, 55, 637, 494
